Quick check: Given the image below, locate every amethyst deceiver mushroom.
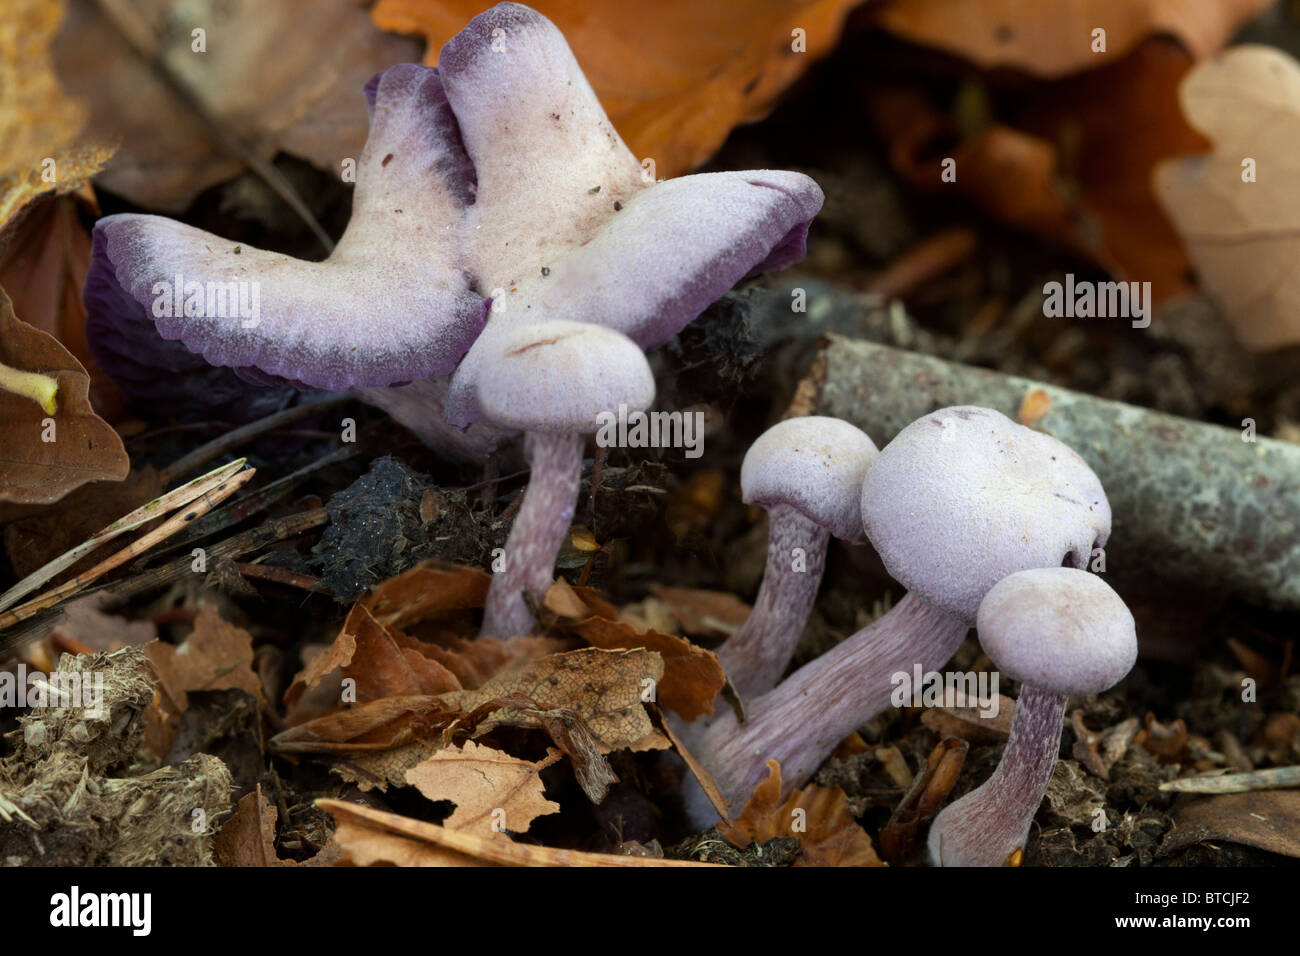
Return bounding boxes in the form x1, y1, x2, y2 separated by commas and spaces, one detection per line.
715, 416, 878, 699
476, 321, 654, 638
928, 567, 1136, 867
85, 3, 823, 454
684, 406, 1112, 825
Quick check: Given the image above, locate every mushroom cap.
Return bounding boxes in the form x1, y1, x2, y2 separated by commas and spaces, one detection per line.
860, 406, 1111, 623
475, 320, 654, 433
977, 567, 1137, 696
741, 416, 878, 541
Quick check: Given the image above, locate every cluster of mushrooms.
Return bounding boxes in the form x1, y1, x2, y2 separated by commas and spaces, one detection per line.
77, 3, 1138, 865
692, 408, 1137, 866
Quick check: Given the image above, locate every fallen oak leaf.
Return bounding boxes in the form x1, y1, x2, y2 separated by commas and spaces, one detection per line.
0, 0, 116, 236
319, 798, 721, 866
405, 740, 561, 833
440, 647, 663, 753
359, 559, 491, 630
650, 585, 749, 638
1159, 789, 1300, 859
545, 580, 724, 721
0, 288, 128, 506
0, 192, 124, 420
1155, 45, 1300, 349
870, 39, 1208, 303
877, 736, 968, 865
449, 692, 619, 803
146, 603, 264, 714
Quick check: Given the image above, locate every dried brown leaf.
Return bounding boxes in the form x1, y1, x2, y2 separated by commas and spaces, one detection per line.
442, 647, 663, 752
1162, 789, 1300, 859
720, 760, 883, 866
405, 741, 561, 833
51, 0, 420, 212
0, 289, 128, 505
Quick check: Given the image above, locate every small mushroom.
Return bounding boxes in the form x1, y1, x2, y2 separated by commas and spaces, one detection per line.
476, 321, 654, 638
715, 416, 878, 699
928, 567, 1137, 867
685, 406, 1112, 824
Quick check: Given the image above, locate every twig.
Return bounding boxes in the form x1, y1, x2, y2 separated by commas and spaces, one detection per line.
1159, 766, 1300, 794
233, 562, 330, 594
159, 395, 351, 484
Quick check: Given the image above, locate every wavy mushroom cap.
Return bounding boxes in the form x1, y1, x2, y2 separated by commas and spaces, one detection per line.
741, 416, 878, 541
977, 567, 1137, 696
85, 64, 488, 394
860, 406, 1111, 623
475, 320, 655, 433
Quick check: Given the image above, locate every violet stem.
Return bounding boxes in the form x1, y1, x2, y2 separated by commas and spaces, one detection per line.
480, 431, 584, 638
686, 592, 969, 824
717, 503, 829, 699
927, 683, 1067, 867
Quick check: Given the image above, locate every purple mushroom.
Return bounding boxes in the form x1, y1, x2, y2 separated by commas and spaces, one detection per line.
684, 406, 1112, 825
928, 567, 1136, 867
475, 321, 654, 638
715, 416, 878, 699
84, 3, 824, 626
433, 3, 822, 633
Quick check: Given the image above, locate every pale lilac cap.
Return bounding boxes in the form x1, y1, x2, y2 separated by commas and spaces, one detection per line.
860, 406, 1111, 623
741, 416, 878, 542
977, 567, 1137, 696
475, 320, 655, 433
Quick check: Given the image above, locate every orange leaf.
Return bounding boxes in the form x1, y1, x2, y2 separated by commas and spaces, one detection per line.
721, 760, 884, 866
370, 0, 859, 177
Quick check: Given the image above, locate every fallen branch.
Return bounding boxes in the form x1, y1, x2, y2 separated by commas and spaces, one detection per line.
799, 335, 1300, 612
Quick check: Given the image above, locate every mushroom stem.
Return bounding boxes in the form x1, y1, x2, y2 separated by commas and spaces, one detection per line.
686, 592, 969, 825
480, 430, 584, 638
717, 503, 829, 698
928, 684, 1067, 867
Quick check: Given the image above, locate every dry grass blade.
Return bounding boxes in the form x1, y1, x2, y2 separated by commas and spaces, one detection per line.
0, 458, 247, 613
0, 464, 254, 628
317, 799, 721, 867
